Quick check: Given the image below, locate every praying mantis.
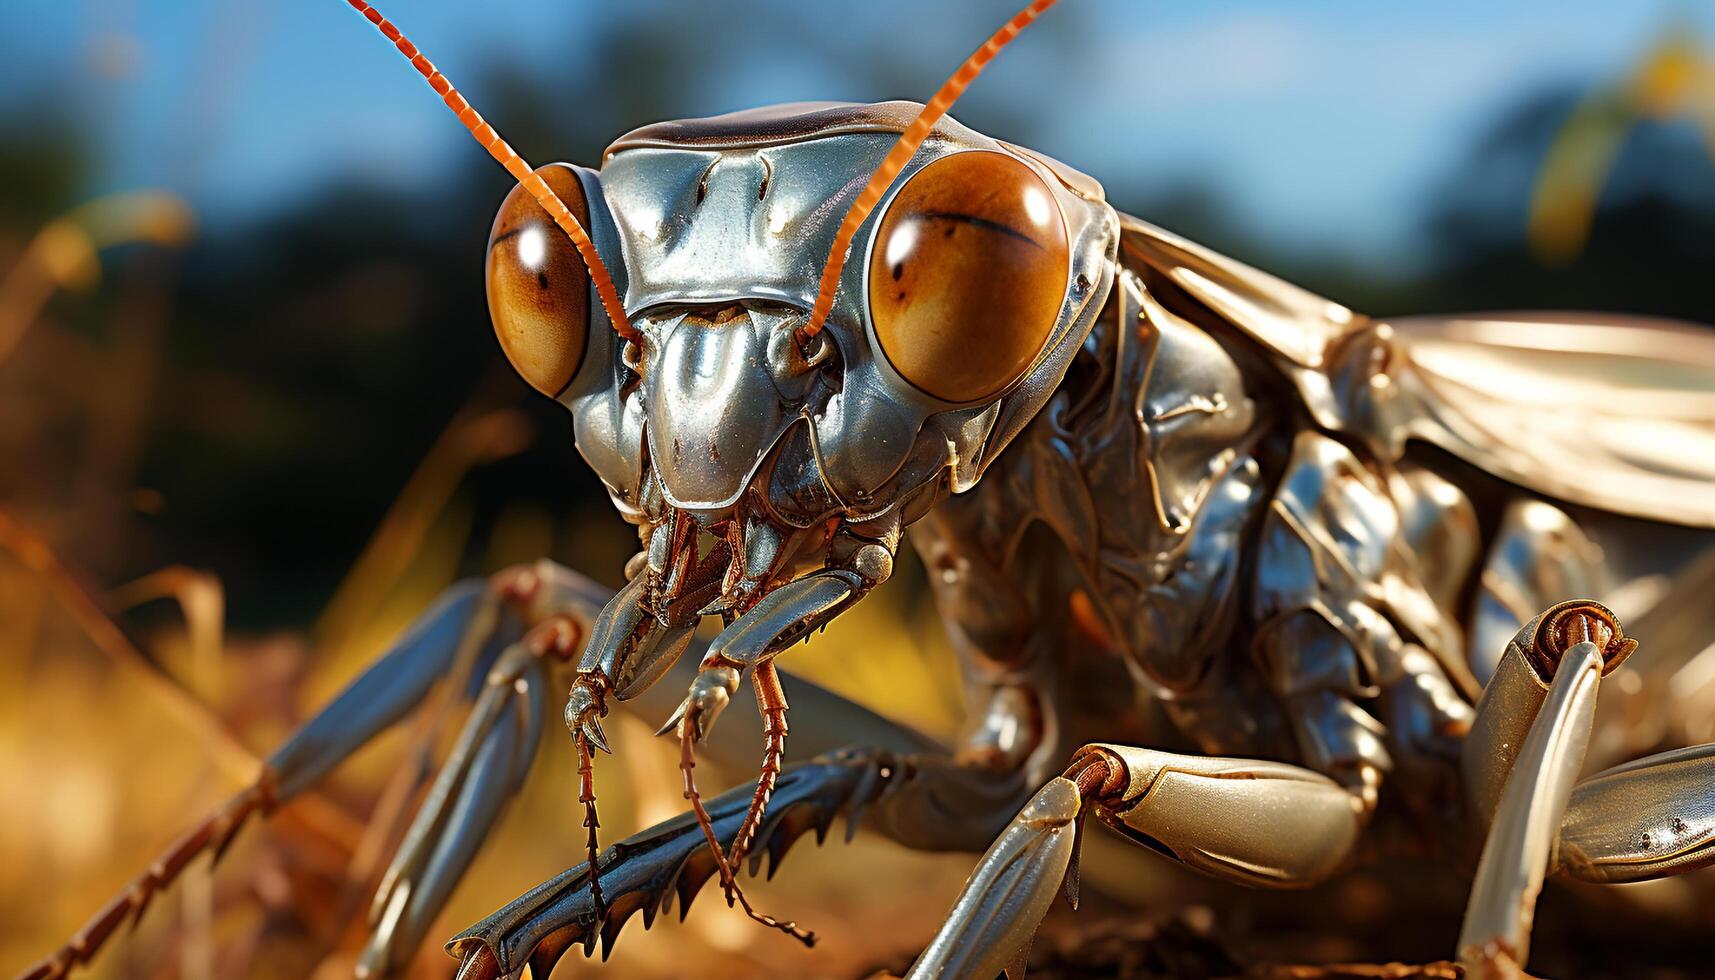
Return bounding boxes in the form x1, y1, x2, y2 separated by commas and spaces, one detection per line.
23, 2, 1715, 978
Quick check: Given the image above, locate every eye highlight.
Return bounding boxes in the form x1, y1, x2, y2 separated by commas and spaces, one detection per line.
486, 163, 592, 397
868, 150, 1070, 404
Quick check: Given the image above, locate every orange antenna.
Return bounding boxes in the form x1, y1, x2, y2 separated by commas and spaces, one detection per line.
344, 1, 640, 343
796, 0, 1060, 344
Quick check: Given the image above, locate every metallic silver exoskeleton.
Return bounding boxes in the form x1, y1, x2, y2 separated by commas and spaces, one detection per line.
26, 8, 1715, 980
436, 101, 1715, 980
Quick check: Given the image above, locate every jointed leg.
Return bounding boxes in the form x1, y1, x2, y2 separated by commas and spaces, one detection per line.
906, 743, 1370, 980
1555, 741, 1715, 882
446, 521, 1052, 975
449, 745, 912, 980
908, 774, 1085, 980
1457, 600, 1715, 978
444, 688, 1036, 978
19, 580, 497, 980
19, 560, 601, 980
355, 612, 581, 976
352, 560, 679, 974
560, 533, 906, 946
1457, 604, 1611, 978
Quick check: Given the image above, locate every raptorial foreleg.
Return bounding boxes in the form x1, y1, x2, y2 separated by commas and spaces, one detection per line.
16, 579, 501, 980
446, 746, 906, 980
17, 560, 594, 980
908, 743, 1371, 980
445, 684, 1040, 975
355, 613, 583, 976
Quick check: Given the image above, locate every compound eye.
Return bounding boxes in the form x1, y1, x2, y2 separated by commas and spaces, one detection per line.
868, 150, 1069, 404
486, 163, 591, 397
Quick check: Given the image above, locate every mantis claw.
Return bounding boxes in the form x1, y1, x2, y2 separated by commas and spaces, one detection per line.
653, 702, 687, 739
563, 679, 612, 753
656, 664, 740, 741
446, 748, 898, 979
582, 717, 612, 754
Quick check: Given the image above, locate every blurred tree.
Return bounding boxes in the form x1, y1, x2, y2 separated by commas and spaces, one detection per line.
1530, 30, 1715, 263
0, 111, 84, 233
1414, 82, 1715, 324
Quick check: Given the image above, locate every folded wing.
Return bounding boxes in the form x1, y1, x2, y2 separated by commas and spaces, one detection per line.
1118, 214, 1715, 529
1385, 312, 1715, 528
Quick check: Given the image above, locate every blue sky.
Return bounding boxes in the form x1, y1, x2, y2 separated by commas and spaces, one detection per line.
5, 1, 1712, 269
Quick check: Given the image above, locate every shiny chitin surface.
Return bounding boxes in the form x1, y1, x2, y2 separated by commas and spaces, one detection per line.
435, 100, 1715, 978
50, 87, 1715, 980
1458, 635, 1603, 975
43, 7, 1715, 977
